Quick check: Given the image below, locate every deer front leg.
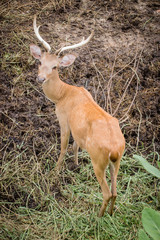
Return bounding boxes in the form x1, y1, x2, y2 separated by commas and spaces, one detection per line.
55, 127, 70, 172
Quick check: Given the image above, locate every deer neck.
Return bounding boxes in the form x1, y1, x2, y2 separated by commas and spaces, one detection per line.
42, 69, 67, 104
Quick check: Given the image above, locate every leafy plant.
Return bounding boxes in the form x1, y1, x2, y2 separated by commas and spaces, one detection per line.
139, 208, 160, 240
133, 155, 160, 178
134, 155, 160, 240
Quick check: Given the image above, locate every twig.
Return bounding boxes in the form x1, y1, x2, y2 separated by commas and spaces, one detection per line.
119, 65, 141, 123
112, 47, 141, 116
136, 105, 142, 152
89, 50, 107, 107
106, 50, 118, 114
104, 50, 140, 91
0, 111, 20, 126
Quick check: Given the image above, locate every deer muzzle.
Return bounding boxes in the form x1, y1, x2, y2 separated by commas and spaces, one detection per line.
37, 76, 45, 83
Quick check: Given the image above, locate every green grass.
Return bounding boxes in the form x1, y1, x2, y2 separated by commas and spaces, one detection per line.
0, 150, 158, 240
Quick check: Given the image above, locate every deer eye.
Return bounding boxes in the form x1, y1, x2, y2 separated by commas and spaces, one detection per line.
52, 66, 57, 70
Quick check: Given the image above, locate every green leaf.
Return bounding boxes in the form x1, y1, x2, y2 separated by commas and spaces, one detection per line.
157, 161, 160, 169
139, 229, 150, 240
142, 208, 160, 240
133, 155, 160, 178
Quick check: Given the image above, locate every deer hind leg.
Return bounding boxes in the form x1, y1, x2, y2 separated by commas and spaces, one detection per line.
92, 159, 112, 217
108, 159, 120, 216
55, 126, 70, 172
73, 141, 79, 165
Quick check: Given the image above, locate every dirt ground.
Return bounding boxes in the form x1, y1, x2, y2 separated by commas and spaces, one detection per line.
0, 0, 160, 171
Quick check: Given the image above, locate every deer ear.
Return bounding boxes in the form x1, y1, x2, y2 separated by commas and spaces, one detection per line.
59, 54, 76, 67
30, 44, 42, 60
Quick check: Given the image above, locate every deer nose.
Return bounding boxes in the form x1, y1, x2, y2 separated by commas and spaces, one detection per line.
37, 76, 45, 83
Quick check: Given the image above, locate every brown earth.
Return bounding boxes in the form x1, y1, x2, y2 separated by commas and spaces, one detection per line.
0, 0, 160, 170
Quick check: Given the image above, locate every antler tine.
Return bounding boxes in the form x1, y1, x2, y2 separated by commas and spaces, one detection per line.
33, 15, 51, 52
56, 31, 94, 55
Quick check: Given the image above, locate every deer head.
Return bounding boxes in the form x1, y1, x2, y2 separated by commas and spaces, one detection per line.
30, 16, 93, 83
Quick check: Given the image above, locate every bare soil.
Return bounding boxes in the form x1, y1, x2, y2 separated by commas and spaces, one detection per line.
0, 0, 160, 205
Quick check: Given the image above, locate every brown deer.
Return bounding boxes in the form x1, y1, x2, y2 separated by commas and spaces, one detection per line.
30, 16, 125, 217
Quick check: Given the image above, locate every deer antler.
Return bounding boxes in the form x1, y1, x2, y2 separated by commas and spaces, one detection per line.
33, 15, 51, 52
56, 31, 94, 55
33, 15, 93, 54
